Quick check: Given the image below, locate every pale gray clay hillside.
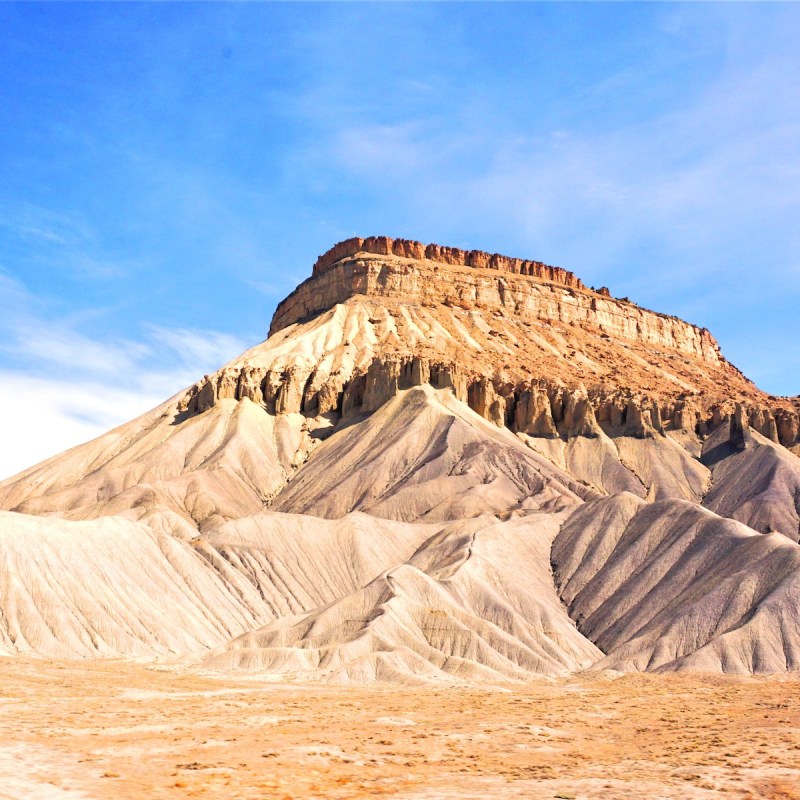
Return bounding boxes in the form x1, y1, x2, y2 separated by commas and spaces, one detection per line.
2, 236, 799, 680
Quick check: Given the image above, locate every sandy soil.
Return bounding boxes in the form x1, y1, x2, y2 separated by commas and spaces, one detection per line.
0, 659, 798, 800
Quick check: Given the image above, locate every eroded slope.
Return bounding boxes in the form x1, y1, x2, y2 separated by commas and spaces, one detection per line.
1, 237, 799, 680
204, 513, 601, 682
552, 494, 800, 673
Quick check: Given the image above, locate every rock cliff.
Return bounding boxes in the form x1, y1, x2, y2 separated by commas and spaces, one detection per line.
185, 237, 799, 452
272, 239, 719, 366
311, 236, 586, 288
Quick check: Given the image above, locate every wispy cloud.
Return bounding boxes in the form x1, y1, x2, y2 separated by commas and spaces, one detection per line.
0, 271, 247, 479
146, 325, 247, 372
0, 203, 131, 279
10, 327, 151, 376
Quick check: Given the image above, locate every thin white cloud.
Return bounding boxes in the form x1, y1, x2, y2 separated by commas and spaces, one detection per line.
335, 122, 432, 175
0, 203, 94, 246
12, 328, 152, 377
0, 372, 166, 481
0, 270, 32, 311
146, 325, 248, 371
0, 202, 143, 280
0, 273, 248, 479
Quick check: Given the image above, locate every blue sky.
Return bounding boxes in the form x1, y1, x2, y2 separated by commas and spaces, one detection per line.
1, 3, 799, 477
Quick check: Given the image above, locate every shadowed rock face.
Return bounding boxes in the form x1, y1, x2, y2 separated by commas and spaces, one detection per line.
551, 493, 800, 673
1, 236, 800, 679
180, 354, 800, 452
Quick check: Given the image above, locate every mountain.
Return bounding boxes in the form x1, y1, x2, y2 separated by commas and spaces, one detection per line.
1, 235, 799, 679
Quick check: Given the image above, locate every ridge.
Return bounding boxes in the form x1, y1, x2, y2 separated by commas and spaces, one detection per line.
312, 235, 588, 289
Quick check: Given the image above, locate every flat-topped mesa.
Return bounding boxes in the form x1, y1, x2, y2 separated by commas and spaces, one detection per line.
270, 237, 723, 369
313, 236, 586, 289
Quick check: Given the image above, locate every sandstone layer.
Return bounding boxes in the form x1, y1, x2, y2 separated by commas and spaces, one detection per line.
311, 235, 588, 289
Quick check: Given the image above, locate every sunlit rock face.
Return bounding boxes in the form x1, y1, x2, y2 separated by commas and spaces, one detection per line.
208, 236, 798, 451
1, 236, 800, 679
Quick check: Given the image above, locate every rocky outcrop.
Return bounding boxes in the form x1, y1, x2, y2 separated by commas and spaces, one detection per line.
559, 390, 604, 438
179, 358, 800, 451
237, 366, 266, 404
593, 396, 665, 438
177, 237, 800, 455
312, 236, 586, 290
514, 385, 558, 438
271, 252, 723, 366
467, 378, 508, 428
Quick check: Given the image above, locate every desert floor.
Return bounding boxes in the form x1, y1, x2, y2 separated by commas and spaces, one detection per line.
0, 659, 798, 800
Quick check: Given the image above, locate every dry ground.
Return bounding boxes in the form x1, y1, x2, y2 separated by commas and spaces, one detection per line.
0, 659, 798, 800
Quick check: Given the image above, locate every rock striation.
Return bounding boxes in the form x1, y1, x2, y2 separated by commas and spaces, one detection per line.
272, 240, 721, 368
312, 236, 586, 289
